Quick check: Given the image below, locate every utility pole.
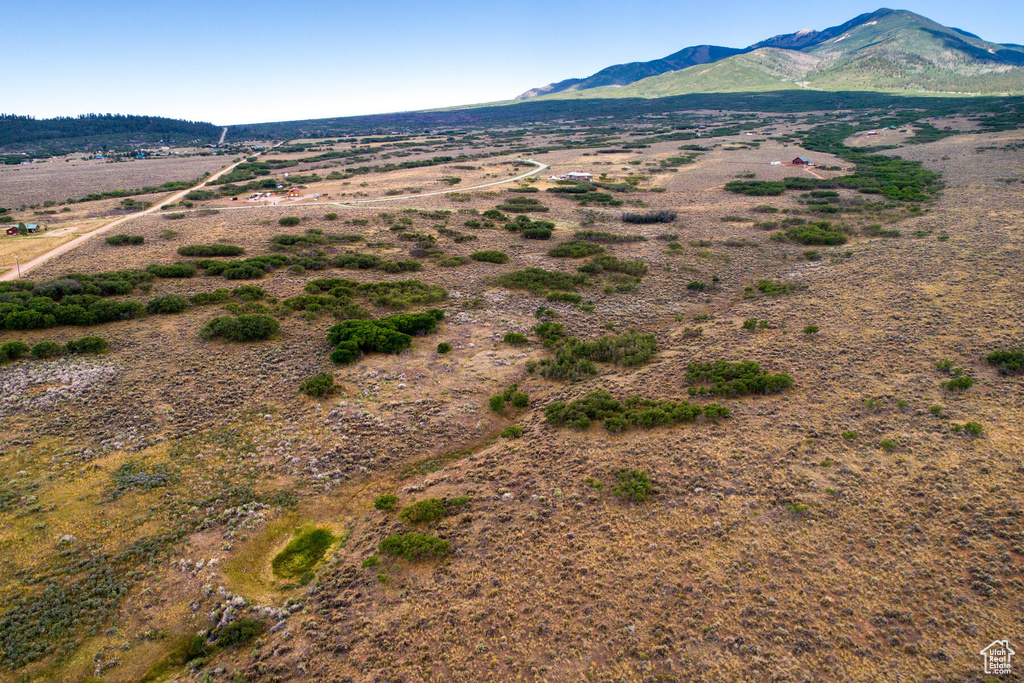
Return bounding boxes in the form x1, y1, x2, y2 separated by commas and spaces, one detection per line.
15, 254, 20, 278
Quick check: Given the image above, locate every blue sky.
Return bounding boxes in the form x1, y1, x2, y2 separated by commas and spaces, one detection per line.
5, 0, 1022, 125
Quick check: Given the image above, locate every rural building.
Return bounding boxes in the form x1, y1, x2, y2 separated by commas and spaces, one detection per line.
287, 188, 301, 197
566, 172, 593, 181
5, 226, 18, 236
792, 157, 812, 166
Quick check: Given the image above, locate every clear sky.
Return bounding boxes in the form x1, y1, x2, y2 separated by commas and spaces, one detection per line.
6, 0, 1022, 126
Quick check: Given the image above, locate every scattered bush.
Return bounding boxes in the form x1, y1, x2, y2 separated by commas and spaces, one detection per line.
105, 234, 144, 246
612, 469, 652, 503
399, 498, 446, 524
0, 340, 31, 362
374, 494, 398, 511
987, 349, 1024, 374
548, 240, 605, 258
176, 244, 244, 257
146, 294, 189, 314
803, 325, 819, 334
470, 250, 509, 264
686, 360, 794, 396
879, 438, 898, 452
200, 314, 279, 342
146, 262, 197, 278
436, 342, 452, 354
943, 375, 975, 391
574, 230, 646, 243
299, 372, 335, 398
504, 332, 528, 345
545, 389, 728, 432
189, 288, 232, 305
756, 279, 797, 296
494, 268, 589, 295
378, 532, 450, 560
964, 421, 984, 436
278, 216, 301, 226
216, 618, 264, 647
841, 430, 858, 440
500, 425, 523, 439
622, 210, 676, 224
327, 309, 444, 364
30, 341, 63, 359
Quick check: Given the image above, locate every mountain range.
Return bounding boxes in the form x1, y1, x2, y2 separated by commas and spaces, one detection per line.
517, 8, 1024, 100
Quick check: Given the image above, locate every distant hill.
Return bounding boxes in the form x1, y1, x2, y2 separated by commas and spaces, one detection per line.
0, 114, 221, 154
519, 8, 1024, 99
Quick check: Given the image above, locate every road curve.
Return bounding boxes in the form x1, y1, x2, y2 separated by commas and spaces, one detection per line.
0, 156, 248, 281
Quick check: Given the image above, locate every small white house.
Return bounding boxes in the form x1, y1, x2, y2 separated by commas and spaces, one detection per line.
566, 172, 593, 182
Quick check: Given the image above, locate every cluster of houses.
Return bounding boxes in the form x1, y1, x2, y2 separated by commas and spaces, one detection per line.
3, 223, 43, 236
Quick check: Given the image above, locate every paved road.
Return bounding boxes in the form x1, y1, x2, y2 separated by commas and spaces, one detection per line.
0, 156, 248, 281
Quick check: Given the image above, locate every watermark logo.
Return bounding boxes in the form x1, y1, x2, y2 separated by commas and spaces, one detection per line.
981, 640, 1015, 675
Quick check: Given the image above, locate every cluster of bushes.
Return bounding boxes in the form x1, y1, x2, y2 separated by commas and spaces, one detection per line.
987, 349, 1024, 374
0, 271, 155, 330
470, 250, 509, 264
378, 532, 450, 560
622, 210, 676, 224
536, 332, 657, 381
147, 262, 197, 278
754, 279, 798, 296
494, 267, 589, 295
489, 384, 529, 412
613, 469, 652, 503
495, 197, 549, 213
546, 182, 624, 206
327, 309, 444, 364
0, 335, 108, 362
581, 255, 649, 278
503, 214, 555, 239
398, 496, 469, 524
177, 244, 245, 257
782, 222, 847, 246
300, 278, 445, 312
299, 372, 335, 398
105, 234, 144, 246
545, 389, 729, 432
200, 314, 279, 342
548, 240, 605, 258
685, 360, 794, 396
574, 230, 646, 244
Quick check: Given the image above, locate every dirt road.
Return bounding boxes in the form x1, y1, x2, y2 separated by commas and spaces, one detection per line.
0, 157, 247, 281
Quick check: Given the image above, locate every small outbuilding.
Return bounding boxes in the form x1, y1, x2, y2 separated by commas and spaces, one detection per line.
566, 172, 593, 182
5, 226, 18, 236
792, 157, 812, 166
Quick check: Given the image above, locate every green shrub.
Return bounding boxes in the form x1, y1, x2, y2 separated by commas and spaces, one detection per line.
327, 309, 444, 364
756, 279, 796, 296
489, 395, 505, 412
987, 349, 1024, 374
271, 528, 336, 578
378, 532, 450, 560
500, 425, 523, 439
374, 494, 398, 511
216, 618, 264, 647
964, 421, 984, 436
399, 498, 446, 524
803, 325, 819, 334
548, 241, 604, 258
362, 555, 379, 568
785, 222, 847, 246
510, 392, 529, 408
0, 340, 31, 362
879, 438, 898, 451
65, 336, 108, 354
622, 210, 676, 224
176, 244, 244, 257
935, 358, 953, 372
232, 285, 265, 302
299, 372, 334, 398
30, 341, 63, 359
574, 230, 646, 244
201, 314, 279, 342
146, 294, 189, 314
929, 405, 943, 416
504, 332, 528, 345
686, 360, 793, 396
279, 216, 301, 227
591, 255, 648, 277
943, 375, 975, 392
470, 250, 509, 264
494, 267, 589, 295
105, 234, 144, 246
190, 289, 232, 306
436, 342, 452, 354
612, 469, 652, 503
146, 262, 197, 278
545, 389, 725, 432
324, 213, 339, 220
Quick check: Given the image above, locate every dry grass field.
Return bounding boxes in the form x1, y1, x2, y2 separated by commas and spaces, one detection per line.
1, 111, 1023, 683
0, 153, 230, 208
